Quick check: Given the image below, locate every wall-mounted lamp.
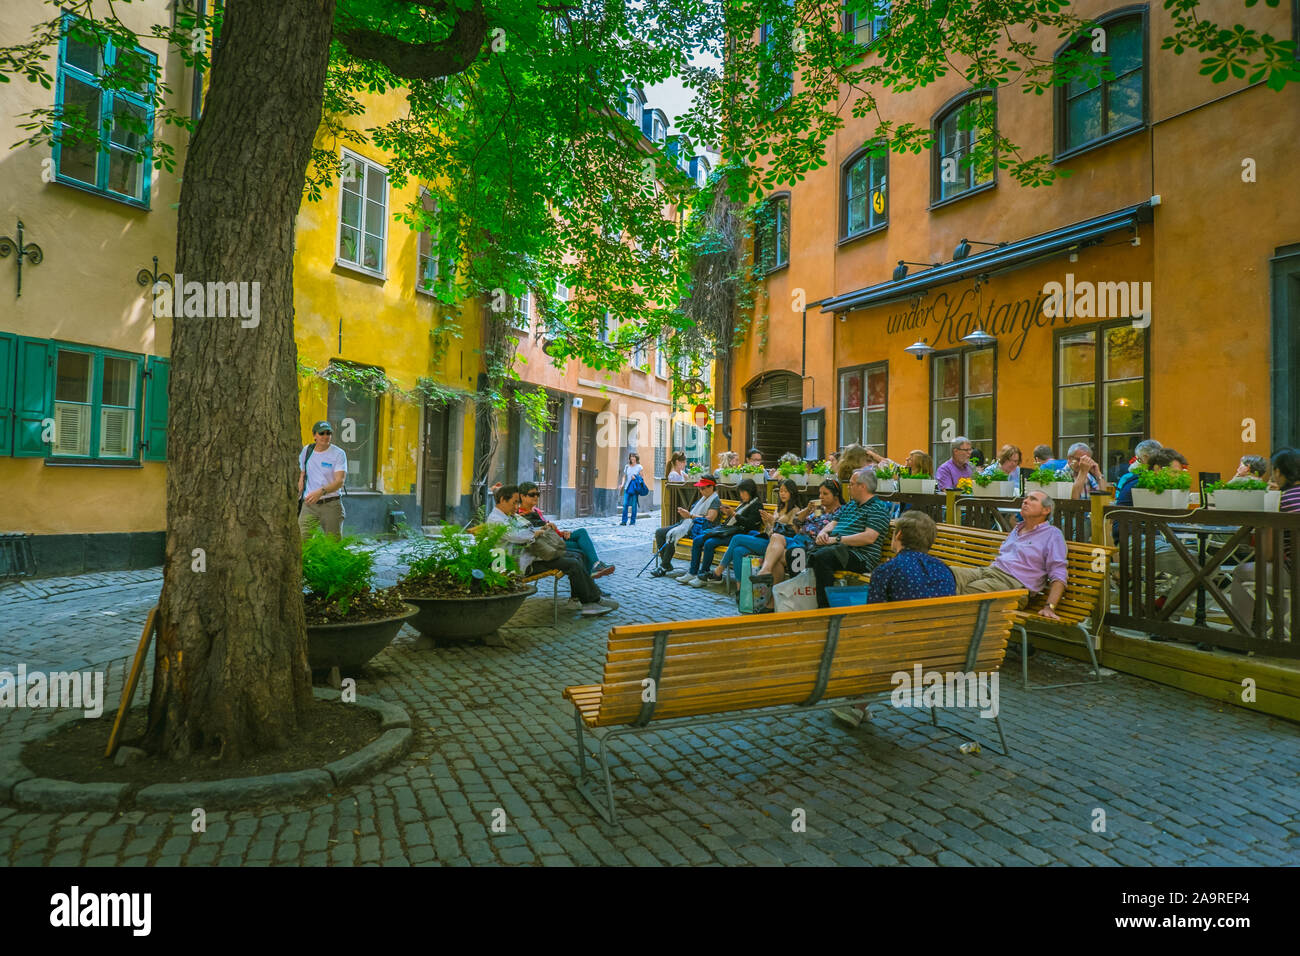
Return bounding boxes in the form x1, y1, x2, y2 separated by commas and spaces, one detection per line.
904, 339, 936, 360
893, 259, 941, 281
961, 328, 997, 347
952, 238, 1006, 262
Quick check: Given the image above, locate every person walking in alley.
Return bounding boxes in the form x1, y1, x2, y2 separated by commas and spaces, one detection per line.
619, 452, 645, 526
298, 420, 347, 538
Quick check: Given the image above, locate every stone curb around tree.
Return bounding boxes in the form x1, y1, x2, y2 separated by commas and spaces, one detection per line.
3, 690, 413, 812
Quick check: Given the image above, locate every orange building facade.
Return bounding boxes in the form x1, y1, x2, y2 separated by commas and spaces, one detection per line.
726, 0, 1300, 483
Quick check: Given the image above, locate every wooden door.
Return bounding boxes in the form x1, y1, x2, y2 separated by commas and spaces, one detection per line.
576, 410, 596, 517
536, 397, 562, 516
422, 404, 450, 524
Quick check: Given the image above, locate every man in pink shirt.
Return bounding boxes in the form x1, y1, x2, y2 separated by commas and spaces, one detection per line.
950, 490, 1068, 618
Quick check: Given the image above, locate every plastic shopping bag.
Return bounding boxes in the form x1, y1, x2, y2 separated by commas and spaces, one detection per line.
737, 555, 770, 614
772, 569, 818, 613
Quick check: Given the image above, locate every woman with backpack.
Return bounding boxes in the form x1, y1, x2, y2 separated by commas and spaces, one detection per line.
619, 452, 645, 526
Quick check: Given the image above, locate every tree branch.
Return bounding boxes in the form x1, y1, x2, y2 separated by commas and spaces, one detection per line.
334, 0, 488, 80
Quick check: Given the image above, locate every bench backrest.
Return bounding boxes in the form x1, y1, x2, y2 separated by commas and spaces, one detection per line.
884, 522, 1114, 623
583, 591, 1024, 727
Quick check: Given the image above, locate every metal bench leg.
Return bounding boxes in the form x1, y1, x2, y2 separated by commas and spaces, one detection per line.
552, 574, 559, 626
1078, 623, 1102, 681
573, 708, 589, 781
1018, 625, 1030, 691
574, 730, 620, 826
993, 715, 1010, 756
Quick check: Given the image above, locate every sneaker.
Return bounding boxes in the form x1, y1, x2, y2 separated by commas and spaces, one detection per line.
650, 567, 669, 578
591, 562, 616, 579
831, 705, 871, 728
581, 603, 614, 616
705, 572, 724, 584
676, 572, 697, 583
598, 597, 620, 610
689, 577, 708, 588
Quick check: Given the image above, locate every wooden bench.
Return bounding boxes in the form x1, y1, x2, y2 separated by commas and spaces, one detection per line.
653, 500, 778, 571
562, 590, 1024, 824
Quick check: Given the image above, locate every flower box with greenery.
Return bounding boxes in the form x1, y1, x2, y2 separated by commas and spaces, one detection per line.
1207, 477, 1271, 512
686, 462, 704, 477
973, 467, 1013, 498
739, 462, 766, 484
812, 459, 832, 477
302, 531, 417, 674
872, 461, 900, 494
397, 523, 537, 643
777, 459, 807, 486
1130, 465, 1193, 510
899, 472, 936, 495
1025, 466, 1075, 500
718, 466, 741, 486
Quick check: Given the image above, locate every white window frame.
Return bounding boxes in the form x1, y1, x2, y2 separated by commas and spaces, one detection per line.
337, 148, 389, 279
416, 186, 438, 296
655, 335, 669, 379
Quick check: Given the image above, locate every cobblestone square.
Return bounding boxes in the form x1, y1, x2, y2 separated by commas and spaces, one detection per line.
2, 517, 1297, 867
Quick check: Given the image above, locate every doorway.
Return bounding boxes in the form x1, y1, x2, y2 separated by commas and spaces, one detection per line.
422, 403, 451, 525
535, 396, 562, 516
577, 410, 596, 517
746, 371, 803, 463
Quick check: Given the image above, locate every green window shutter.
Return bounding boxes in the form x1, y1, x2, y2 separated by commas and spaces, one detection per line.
143, 355, 169, 461
14, 337, 55, 457
0, 333, 14, 456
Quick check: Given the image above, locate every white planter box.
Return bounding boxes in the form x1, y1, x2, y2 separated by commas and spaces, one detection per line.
1026, 481, 1075, 500
1132, 488, 1191, 509
718, 475, 739, 486
783, 473, 806, 487
1210, 489, 1269, 511
972, 480, 1013, 498
1266, 490, 1281, 511
747, 473, 766, 485
875, 478, 898, 494
899, 478, 937, 495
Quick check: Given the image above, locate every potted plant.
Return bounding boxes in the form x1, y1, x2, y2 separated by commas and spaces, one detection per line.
873, 461, 900, 494
899, 471, 937, 495
302, 531, 417, 676
718, 466, 741, 486
973, 466, 1013, 498
686, 461, 704, 478
777, 459, 806, 487
397, 523, 538, 644
739, 462, 766, 484
1131, 465, 1193, 509
1207, 476, 1270, 511
812, 459, 832, 477
1025, 465, 1075, 500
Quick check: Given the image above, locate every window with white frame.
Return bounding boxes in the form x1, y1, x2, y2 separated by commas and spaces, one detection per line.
654, 417, 668, 478
52, 347, 141, 459
632, 337, 647, 370
655, 335, 668, 378
338, 150, 388, 275
416, 187, 438, 295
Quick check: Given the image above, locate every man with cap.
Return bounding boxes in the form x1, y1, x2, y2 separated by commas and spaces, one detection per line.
650, 475, 722, 577
298, 421, 348, 538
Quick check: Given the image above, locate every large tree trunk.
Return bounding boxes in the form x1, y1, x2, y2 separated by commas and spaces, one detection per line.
146, 0, 337, 761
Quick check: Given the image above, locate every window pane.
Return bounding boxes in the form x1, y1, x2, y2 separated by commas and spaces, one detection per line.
341, 191, 361, 229
1058, 331, 1095, 385
866, 366, 887, 408
1105, 380, 1144, 434
112, 49, 152, 95
840, 409, 863, 446
848, 158, 867, 198
65, 25, 104, 75
101, 356, 135, 406
965, 395, 993, 446
840, 371, 863, 410
1108, 19, 1142, 75
1059, 384, 1096, 437
1107, 70, 1143, 131
1067, 87, 1102, 147
53, 404, 91, 457
1105, 326, 1145, 379
59, 77, 102, 185
777, 199, 790, 265
846, 195, 866, 234
932, 397, 959, 440
965, 348, 993, 395
1103, 435, 1140, 481
362, 233, 382, 271
865, 408, 886, 448
933, 354, 960, 399
99, 406, 134, 457
109, 98, 146, 150
365, 165, 387, 203
107, 147, 144, 199
56, 351, 92, 402
327, 379, 378, 491
339, 225, 360, 263
364, 199, 385, 238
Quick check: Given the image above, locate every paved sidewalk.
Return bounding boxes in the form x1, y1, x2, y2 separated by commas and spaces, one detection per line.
2, 518, 1298, 866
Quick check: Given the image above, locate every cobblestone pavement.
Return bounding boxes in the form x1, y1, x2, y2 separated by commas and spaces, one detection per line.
2, 515, 1298, 866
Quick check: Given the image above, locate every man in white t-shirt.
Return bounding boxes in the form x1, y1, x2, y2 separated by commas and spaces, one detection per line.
298, 420, 348, 538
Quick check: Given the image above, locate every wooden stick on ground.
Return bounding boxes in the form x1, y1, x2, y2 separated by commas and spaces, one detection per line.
105, 606, 157, 760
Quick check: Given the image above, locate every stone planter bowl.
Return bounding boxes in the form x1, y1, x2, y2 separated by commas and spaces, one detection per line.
400, 584, 538, 644
307, 603, 419, 673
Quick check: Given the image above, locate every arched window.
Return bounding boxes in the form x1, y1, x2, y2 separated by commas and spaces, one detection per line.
754, 194, 790, 273
624, 84, 644, 128
932, 91, 995, 204
1057, 12, 1145, 155
841, 146, 887, 238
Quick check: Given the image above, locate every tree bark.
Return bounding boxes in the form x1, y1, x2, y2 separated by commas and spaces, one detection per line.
146, 0, 337, 761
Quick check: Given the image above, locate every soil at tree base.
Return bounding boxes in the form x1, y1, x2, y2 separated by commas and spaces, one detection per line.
397, 574, 533, 599
304, 587, 409, 625
21, 699, 380, 786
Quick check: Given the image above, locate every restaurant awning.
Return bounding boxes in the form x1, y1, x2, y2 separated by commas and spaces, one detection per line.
818, 199, 1157, 315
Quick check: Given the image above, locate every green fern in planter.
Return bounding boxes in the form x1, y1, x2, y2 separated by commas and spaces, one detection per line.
401, 522, 518, 591
973, 467, 1010, 487
302, 532, 375, 614
1207, 477, 1269, 492
1135, 466, 1192, 492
